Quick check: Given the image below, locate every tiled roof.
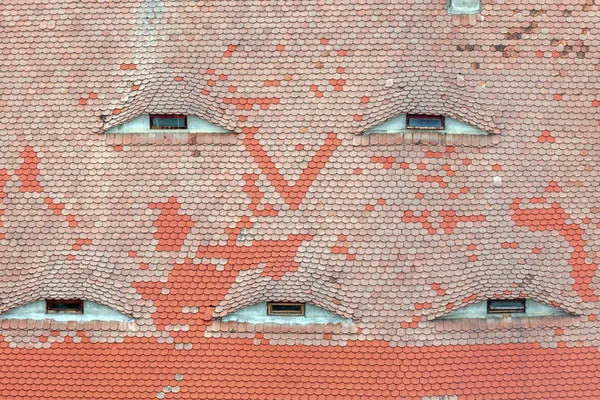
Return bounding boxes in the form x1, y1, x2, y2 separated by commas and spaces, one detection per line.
1, 0, 600, 398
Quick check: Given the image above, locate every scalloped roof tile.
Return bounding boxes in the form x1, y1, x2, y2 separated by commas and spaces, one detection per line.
1, 0, 600, 398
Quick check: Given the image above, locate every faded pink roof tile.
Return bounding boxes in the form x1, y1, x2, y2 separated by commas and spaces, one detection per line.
1, 0, 600, 398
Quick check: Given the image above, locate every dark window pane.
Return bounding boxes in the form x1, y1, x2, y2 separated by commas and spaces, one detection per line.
46, 299, 84, 314
267, 302, 305, 316
150, 114, 188, 130
407, 114, 445, 130
487, 299, 526, 314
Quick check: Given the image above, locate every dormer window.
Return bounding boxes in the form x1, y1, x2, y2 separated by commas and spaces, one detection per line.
487, 299, 526, 314
406, 114, 445, 130
150, 114, 188, 130
267, 302, 305, 317
362, 113, 494, 146
365, 114, 487, 135
220, 302, 350, 325
0, 300, 131, 322
105, 114, 232, 140
439, 298, 567, 320
46, 299, 84, 314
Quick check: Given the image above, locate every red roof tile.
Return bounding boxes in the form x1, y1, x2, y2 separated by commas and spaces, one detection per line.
1, 0, 600, 397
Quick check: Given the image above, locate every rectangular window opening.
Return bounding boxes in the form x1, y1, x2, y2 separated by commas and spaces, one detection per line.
46, 299, 84, 314
406, 114, 445, 130
267, 302, 305, 317
150, 114, 188, 130
487, 299, 526, 314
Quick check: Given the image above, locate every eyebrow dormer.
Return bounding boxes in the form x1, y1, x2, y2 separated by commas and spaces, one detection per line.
104, 114, 235, 145
220, 302, 351, 325
439, 299, 570, 320
0, 300, 132, 322
362, 113, 497, 147
106, 114, 230, 134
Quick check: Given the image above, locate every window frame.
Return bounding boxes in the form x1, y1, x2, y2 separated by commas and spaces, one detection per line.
149, 114, 188, 130
406, 114, 446, 130
267, 302, 305, 317
46, 299, 84, 314
487, 299, 526, 314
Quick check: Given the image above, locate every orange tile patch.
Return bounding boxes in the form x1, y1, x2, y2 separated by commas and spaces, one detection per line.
539, 129, 556, 143
1, 2, 600, 398
439, 210, 486, 234
310, 84, 324, 97
149, 198, 195, 252
415, 302, 432, 310
425, 151, 442, 159
545, 180, 562, 192
402, 210, 436, 234
329, 78, 346, 91
65, 214, 78, 227
370, 156, 396, 169
431, 283, 446, 296
512, 198, 598, 302
5, 331, 600, 399
14, 146, 43, 193
0, 169, 8, 201
331, 244, 349, 254
242, 129, 341, 210
44, 197, 64, 216
195, 219, 313, 280
462, 294, 478, 303
72, 238, 93, 251
224, 44, 236, 57
225, 97, 280, 110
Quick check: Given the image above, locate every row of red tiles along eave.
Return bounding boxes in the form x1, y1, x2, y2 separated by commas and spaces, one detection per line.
2, 0, 600, 398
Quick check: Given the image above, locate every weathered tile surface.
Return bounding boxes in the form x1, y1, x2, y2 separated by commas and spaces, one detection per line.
1, 0, 600, 398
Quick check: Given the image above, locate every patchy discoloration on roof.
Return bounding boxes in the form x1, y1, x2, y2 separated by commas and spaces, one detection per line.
1, 0, 600, 398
